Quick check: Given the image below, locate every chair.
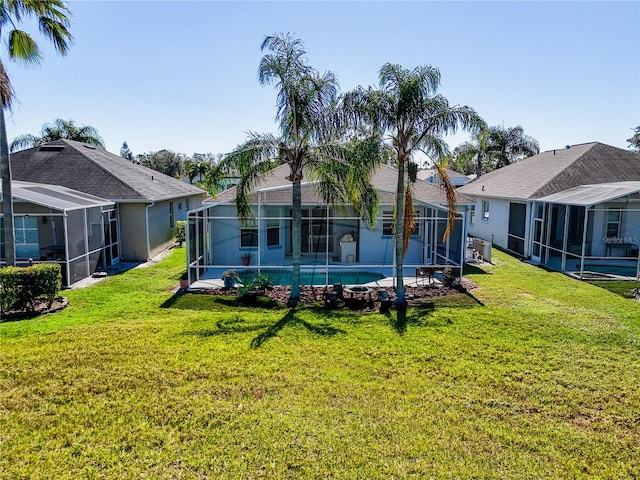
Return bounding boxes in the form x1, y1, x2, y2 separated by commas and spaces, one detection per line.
416, 267, 435, 286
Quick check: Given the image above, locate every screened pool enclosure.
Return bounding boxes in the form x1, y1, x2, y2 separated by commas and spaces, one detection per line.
0, 181, 119, 287
186, 199, 466, 286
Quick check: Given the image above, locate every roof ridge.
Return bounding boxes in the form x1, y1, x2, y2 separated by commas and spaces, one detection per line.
58, 139, 146, 199
530, 142, 598, 198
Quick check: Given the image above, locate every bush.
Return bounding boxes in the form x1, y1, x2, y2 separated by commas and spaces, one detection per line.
0, 264, 62, 313
175, 220, 187, 245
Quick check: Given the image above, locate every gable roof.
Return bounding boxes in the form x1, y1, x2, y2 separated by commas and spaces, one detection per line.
10, 139, 205, 202
215, 163, 473, 207
457, 142, 640, 200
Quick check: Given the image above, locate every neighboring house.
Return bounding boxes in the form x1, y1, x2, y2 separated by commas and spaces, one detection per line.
417, 167, 471, 187
186, 164, 472, 284
0, 181, 116, 287
458, 142, 640, 279
10, 140, 206, 263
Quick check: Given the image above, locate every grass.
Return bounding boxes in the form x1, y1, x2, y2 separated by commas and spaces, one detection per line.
1, 248, 639, 479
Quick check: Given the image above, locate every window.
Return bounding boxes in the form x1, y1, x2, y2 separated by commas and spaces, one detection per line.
266, 209, 280, 247
606, 208, 622, 238
382, 210, 394, 236
482, 201, 490, 220
469, 205, 476, 225
14, 216, 39, 259
382, 209, 419, 236
240, 223, 258, 247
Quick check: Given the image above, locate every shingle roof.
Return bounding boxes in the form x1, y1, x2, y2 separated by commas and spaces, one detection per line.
457, 142, 640, 200
10, 139, 205, 202
215, 163, 472, 206
416, 167, 469, 181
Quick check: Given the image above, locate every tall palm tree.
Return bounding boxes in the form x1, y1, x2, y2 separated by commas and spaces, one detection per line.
10, 118, 104, 152
342, 63, 483, 308
452, 128, 491, 177
188, 160, 210, 184
221, 34, 381, 306
488, 125, 539, 169
1, 0, 73, 266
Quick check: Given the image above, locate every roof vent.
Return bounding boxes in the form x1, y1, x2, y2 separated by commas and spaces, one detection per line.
565, 145, 571, 149
83, 145, 97, 150
39, 145, 65, 152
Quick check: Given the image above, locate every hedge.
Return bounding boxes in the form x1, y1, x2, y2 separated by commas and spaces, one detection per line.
0, 264, 62, 313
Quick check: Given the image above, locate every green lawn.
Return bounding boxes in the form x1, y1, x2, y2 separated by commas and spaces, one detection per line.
1, 248, 639, 479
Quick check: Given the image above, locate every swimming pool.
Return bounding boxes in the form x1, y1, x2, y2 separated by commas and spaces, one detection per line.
239, 269, 385, 286
580, 264, 640, 278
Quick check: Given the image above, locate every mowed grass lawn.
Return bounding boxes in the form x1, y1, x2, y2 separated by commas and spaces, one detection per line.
1, 249, 639, 479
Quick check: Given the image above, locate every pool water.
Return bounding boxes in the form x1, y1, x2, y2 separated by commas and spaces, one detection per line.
581, 264, 639, 278
239, 269, 385, 286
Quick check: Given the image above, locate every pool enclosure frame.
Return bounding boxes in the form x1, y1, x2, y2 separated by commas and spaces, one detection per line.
1, 181, 120, 287
186, 191, 467, 286
530, 195, 640, 280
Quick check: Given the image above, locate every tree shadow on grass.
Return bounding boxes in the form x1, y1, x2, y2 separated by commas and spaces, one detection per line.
161, 292, 280, 311
250, 308, 344, 349
390, 301, 457, 335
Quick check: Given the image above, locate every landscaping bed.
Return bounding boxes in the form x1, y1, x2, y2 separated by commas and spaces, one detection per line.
197, 278, 477, 311
0, 296, 68, 321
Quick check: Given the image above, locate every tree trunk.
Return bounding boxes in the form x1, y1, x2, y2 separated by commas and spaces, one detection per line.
288, 176, 302, 306
394, 157, 407, 309
475, 151, 484, 178
0, 106, 15, 266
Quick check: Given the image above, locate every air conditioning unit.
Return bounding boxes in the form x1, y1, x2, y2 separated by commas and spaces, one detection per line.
483, 212, 490, 219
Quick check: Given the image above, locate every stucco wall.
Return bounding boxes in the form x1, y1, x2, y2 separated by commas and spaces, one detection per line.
466, 197, 512, 250
119, 203, 147, 261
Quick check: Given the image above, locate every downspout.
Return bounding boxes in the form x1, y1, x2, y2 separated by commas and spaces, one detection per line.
258, 192, 261, 274
145, 201, 155, 260
459, 210, 466, 275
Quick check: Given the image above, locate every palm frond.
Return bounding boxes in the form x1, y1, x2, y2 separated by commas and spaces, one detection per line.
434, 162, 458, 241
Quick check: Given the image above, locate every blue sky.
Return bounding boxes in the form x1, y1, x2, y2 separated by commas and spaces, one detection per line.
4, 1, 639, 160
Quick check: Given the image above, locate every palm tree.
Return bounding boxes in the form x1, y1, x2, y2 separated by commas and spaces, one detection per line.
452, 128, 491, 177
342, 63, 483, 308
453, 125, 539, 177
188, 160, 210, 184
489, 125, 539, 169
1, 0, 73, 266
221, 34, 381, 306
10, 118, 104, 152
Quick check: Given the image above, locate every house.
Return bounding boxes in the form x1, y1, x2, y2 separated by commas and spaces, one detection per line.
417, 167, 471, 187
186, 164, 472, 285
0, 181, 116, 287
458, 142, 640, 279
10, 140, 206, 263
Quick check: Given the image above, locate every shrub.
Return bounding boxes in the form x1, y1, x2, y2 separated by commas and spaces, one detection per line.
175, 220, 187, 245
0, 264, 62, 313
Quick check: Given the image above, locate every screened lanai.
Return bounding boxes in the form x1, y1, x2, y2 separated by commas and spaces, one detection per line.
186, 183, 466, 286
0, 181, 118, 287
532, 182, 640, 280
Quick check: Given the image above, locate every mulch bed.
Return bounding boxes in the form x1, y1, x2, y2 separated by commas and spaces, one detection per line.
0, 296, 69, 322
197, 278, 477, 312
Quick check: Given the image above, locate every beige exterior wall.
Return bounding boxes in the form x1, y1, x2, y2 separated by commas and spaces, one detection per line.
118, 193, 205, 261
119, 203, 148, 261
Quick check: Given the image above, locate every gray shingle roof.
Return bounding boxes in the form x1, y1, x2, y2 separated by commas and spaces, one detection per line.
457, 142, 640, 200
10, 139, 205, 202
215, 163, 472, 206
